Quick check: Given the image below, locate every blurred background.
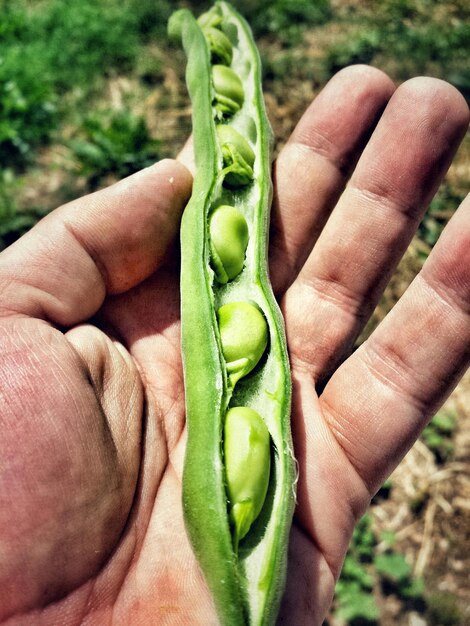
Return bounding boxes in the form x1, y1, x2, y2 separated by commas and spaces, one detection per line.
1, 1, 469, 624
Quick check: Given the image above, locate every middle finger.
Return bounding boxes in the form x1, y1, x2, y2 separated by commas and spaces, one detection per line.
269, 65, 395, 295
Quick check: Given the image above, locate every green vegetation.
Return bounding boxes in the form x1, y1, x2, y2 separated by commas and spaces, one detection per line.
334, 403, 462, 624
1, 0, 172, 169
0, 39, 58, 168
68, 109, 161, 190
334, 515, 380, 623
322, 0, 470, 89
233, 0, 332, 42
421, 409, 458, 463
334, 513, 425, 624
417, 185, 467, 261
427, 591, 463, 626
2, 0, 468, 215
0, 170, 49, 250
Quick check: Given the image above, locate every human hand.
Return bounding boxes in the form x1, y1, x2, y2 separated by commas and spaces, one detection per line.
0, 66, 468, 625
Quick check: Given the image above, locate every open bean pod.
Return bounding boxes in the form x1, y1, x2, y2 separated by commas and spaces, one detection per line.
169, 3, 296, 624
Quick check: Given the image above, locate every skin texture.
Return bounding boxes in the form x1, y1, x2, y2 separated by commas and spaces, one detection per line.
0, 66, 469, 625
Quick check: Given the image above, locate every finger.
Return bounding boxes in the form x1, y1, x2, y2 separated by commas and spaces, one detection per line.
0, 160, 192, 326
269, 65, 396, 295
177, 135, 196, 175
320, 191, 470, 496
284, 77, 469, 382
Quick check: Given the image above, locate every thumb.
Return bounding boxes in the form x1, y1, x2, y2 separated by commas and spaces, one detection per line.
0, 159, 192, 327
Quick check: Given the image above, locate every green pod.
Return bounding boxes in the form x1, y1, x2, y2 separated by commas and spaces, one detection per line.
169, 3, 296, 625
197, 4, 224, 29
209, 204, 249, 284
213, 64, 245, 117
224, 407, 271, 550
217, 124, 255, 187
204, 26, 233, 65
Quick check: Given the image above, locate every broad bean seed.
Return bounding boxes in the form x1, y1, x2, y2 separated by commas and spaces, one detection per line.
209, 204, 249, 283
213, 64, 245, 116
224, 406, 271, 550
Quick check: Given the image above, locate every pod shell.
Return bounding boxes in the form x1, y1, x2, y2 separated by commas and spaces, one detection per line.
170, 4, 296, 625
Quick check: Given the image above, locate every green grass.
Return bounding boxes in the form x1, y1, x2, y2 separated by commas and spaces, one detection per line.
0, 169, 50, 251
67, 109, 161, 190
0, 0, 334, 188
0, 36, 58, 169
233, 0, 332, 41
333, 513, 425, 624
0, 0, 173, 170
322, 0, 470, 87
2, 0, 468, 173
421, 409, 458, 463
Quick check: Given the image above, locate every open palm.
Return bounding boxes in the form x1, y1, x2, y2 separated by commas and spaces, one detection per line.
1, 67, 469, 625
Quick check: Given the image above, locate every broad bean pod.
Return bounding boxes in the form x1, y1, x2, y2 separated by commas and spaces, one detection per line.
169, 3, 296, 624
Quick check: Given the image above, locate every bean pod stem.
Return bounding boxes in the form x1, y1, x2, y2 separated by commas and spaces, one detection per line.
169, 4, 296, 624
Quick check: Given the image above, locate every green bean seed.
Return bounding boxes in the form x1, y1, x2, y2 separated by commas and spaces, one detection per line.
216, 124, 255, 187
204, 26, 233, 65
209, 204, 249, 283
213, 64, 244, 116
224, 406, 271, 550
217, 301, 268, 386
